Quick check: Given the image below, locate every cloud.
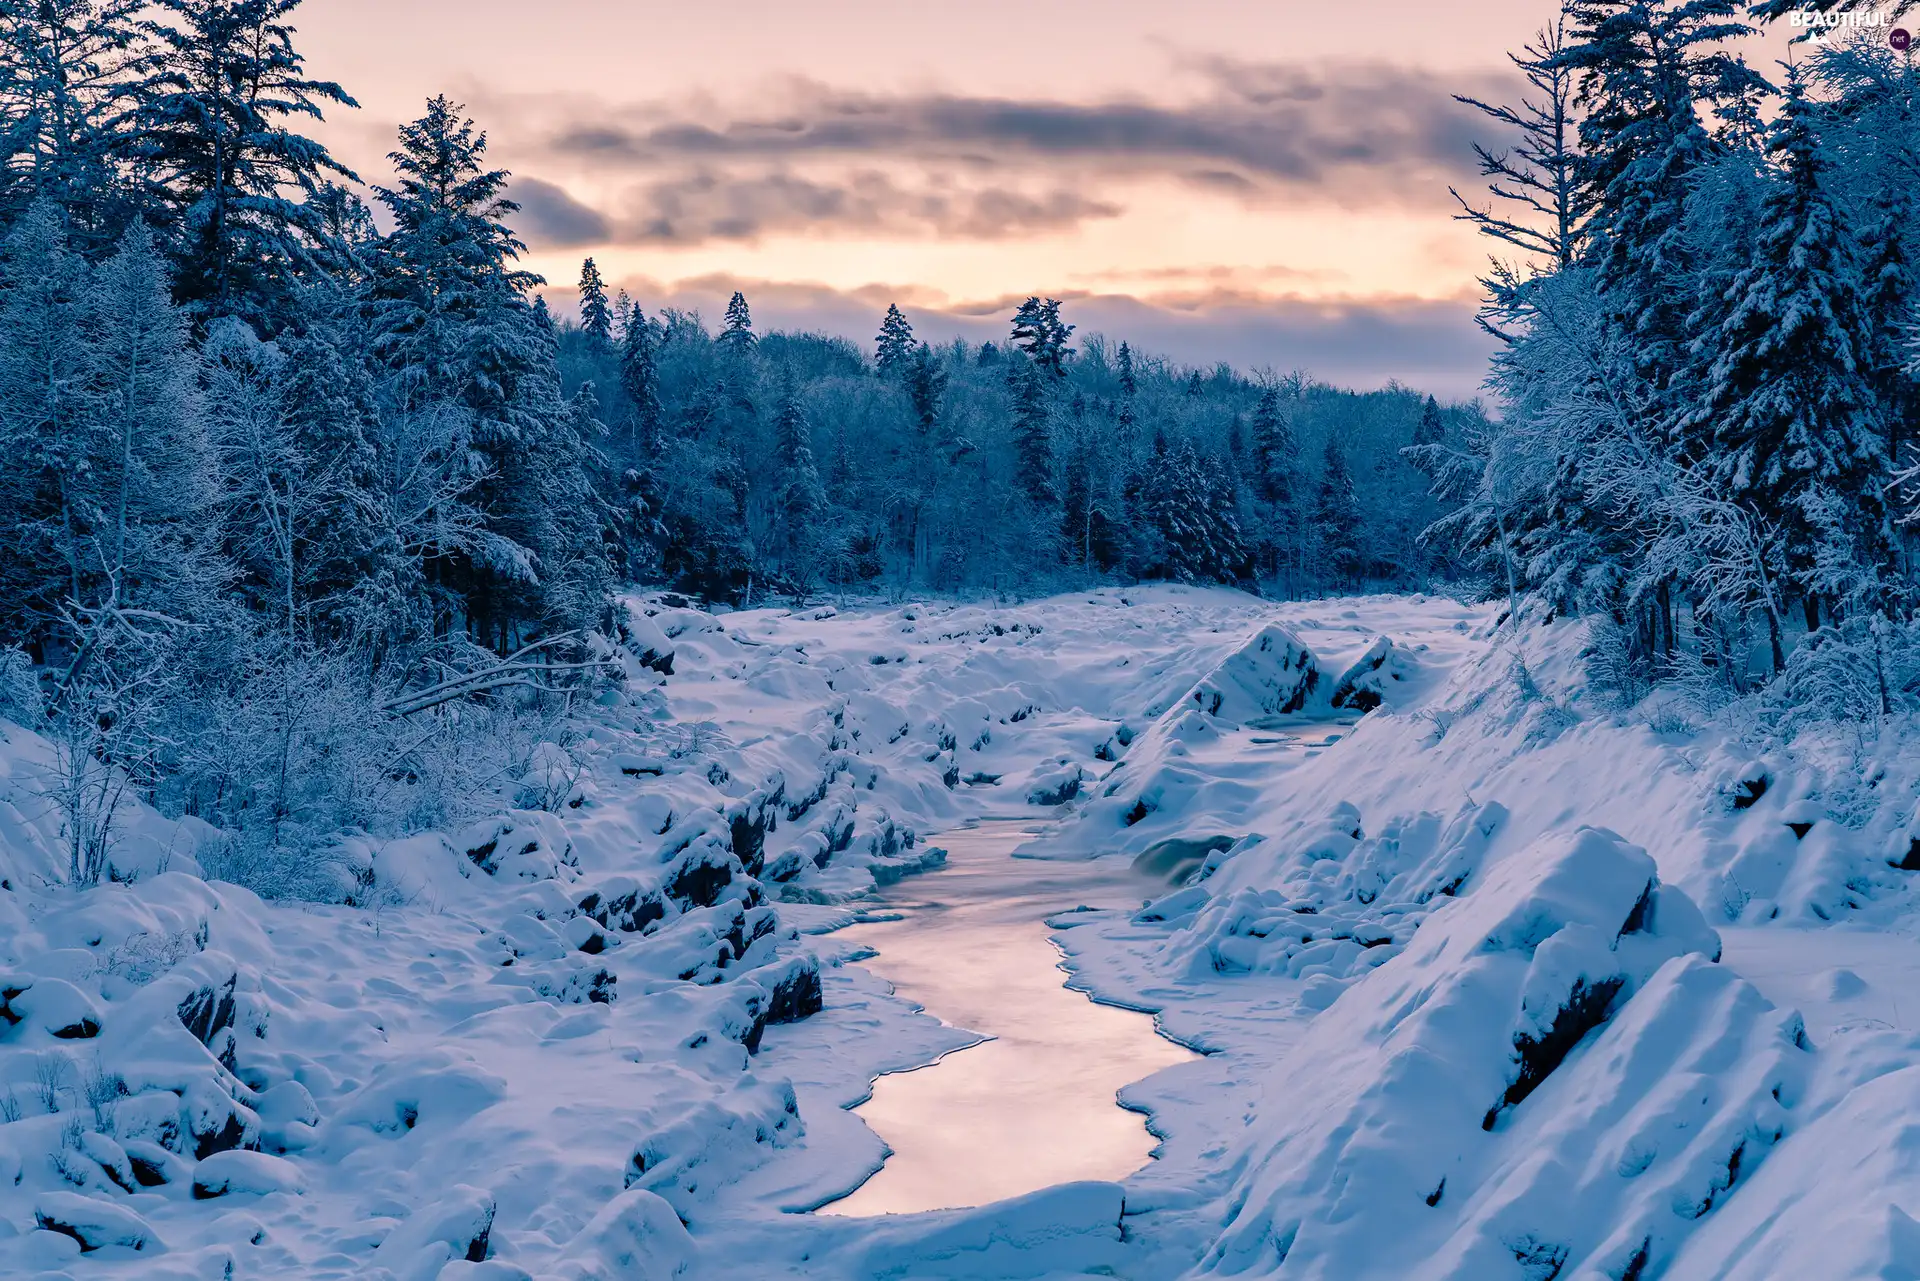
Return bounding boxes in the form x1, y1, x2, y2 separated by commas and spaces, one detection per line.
616, 169, 1121, 246
488, 57, 1516, 249
510, 176, 612, 248
534, 59, 1508, 196
537, 273, 1497, 399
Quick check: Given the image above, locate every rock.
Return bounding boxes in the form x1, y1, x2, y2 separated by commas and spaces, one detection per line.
664, 841, 743, 910
552, 1187, 694, 1281
1132, 835, 1237, 884
33, 1191, 163, 1253
758, 954, 823, 1029
1185, 624, 1321, 722
457, 812, 578, 882
183, 1077, 262, 1158
1330, 636, 1412, 712
78, 1131, 137, 1192
16, 976, 104, 1039
620, 606, 676, 676
122, 1139, 189, 1188
378, 1185, 497, 1265
177, 972, 238, 1067
192, 1149, 306, 1198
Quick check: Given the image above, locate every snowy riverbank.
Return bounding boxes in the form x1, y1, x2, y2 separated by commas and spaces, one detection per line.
5, 585, 1920, 1278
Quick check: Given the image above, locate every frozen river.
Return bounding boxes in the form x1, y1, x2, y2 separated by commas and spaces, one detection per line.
821, 821, 1196, 1216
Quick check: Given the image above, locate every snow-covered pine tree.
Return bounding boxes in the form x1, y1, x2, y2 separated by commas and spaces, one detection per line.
619, 302, 664, 459
1116, 340, 1136, 397
1565, 0, 1758, 401
1681, 64, 1891, 631
1248, 385, 1299, 588
771, 382, 824, 590
719, 290, 755, 352
903, 341, 947, 438
578, 256, 612, 348
1314, 435, 1364, 589
875, 303, 914, 374
0, 0, 149, 251
0, 203, 102, 649
134, 0, 358, 325
371, 96, 609, 648
1413, 395, 1446, 449
1011, 296, 1073, 378
1009, 354, 1055, 507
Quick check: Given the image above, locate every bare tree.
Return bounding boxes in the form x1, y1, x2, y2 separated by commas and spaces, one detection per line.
1451, 10, 1590, 295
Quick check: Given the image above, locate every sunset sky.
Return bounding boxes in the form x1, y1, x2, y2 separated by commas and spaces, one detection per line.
292, 0, 1795, 397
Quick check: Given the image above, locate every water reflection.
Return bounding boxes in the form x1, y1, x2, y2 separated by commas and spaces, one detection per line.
820, 823, 1195, 1216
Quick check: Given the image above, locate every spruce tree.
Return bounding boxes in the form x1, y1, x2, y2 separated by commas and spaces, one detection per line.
719, 290, 754, 352
1248, 386, 1298, 585
1314, 436, 1364, 589
370, 96, 604, 647
134, 0, 358, 325
1682, 66, 1890, 620
771, 384, 824, 588
1010, 296, 1073, 378
578, 257, 612, 348
0, 0, 149, 250
1009, 356, 1055, 506
875, 303, 914, 374
1414, 395, 1446, 449
903, 342, 947, 437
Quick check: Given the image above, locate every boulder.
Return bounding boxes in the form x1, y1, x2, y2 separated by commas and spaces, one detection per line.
192, 1149, 306, 1198
33, 1191, 162, 1253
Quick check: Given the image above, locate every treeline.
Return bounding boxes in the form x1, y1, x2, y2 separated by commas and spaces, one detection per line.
0, 0, 1469, 884
1437, 5, 1920, 716
553, 289, 1465, 602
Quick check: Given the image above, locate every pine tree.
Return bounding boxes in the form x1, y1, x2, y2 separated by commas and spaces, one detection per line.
1009, 356, 1055, 506
1859, 182, 1917, 468
1248, 386, 1298, 586
1116, 340, 1136, 397
134, 0, 358, 325
1450, 15, 1588, 271
620, 304, 664, 457
875, 303, 913, 374
903, 342, 947, 437
1414, 395, 1446, 449
719, 290, 754, 352
370, 97, 607, 647
1314, 436, 1364, 589
0, 203, 101, 646
1681, 65, 1890, 624
578, 256, 611, 348
771, 384, 824, 588
1010, 296, 1073, 378
0, 0, 149, 250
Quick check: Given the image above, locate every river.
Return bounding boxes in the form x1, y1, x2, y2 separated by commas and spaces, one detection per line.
819, 820, 1196, 1216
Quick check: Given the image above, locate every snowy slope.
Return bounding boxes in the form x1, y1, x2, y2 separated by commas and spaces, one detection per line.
5, 586, 1920, 1279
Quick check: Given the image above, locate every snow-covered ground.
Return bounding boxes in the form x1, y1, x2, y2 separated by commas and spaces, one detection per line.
5, 585, 1920, 1278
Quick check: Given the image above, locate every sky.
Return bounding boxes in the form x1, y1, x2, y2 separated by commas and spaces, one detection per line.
291, 0, 1796, 399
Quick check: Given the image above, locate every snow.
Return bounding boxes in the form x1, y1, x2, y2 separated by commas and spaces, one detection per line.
5, 585, 1920, 1277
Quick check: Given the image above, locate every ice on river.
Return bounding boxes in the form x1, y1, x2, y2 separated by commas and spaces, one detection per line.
822, 821, 1195, 1215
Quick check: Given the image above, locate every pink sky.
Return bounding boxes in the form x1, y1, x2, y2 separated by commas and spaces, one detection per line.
293, 0, 1798, 396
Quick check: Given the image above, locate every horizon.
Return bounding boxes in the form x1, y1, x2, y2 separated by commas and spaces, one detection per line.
290, 0, 1625, 399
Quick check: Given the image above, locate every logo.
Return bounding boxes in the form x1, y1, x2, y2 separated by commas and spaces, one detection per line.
1790, 7, 1892, 43
1894, 27, 1914, 51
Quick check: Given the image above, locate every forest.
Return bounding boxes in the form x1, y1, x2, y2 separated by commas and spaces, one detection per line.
0, 0, 1916, 886
0, 0, 1466, 885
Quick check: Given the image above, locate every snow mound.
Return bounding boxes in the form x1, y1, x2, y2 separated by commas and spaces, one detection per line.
1155, 801, 1507, 997
1182, 623, 1322, 725
1193, 827, 1788, 1278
